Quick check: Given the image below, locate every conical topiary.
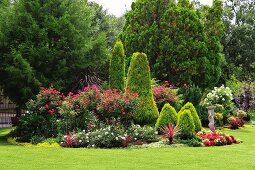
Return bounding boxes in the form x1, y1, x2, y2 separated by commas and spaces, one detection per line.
155, 103, 178, 130
126, 52, 159, 125
109, 40, 125, 91
179, 102, 202, 131
176, 109, 195, 139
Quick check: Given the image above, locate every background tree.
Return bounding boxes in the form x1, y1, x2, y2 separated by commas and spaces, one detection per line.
222, 0, 255, 81
109, 40, 125, 91
0, 0, 109, 108
123, 0, 224, 88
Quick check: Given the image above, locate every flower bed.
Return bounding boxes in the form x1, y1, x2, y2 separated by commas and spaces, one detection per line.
196, 130, 239, 147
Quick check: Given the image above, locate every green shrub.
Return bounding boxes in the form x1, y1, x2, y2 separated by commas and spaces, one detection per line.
155, 103, 178, 130
179, 102, 202, 131
109, 40, 125, 91
176, 110, 195, 139
178, 84, 202, 109
126, 124, 158, 142
126, 52, 159, 125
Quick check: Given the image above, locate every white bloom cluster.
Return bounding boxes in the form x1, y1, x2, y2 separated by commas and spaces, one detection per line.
204, 85, 233, 106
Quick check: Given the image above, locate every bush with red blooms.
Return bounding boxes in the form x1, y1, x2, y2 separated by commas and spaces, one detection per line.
152, 81, 179, 111
13, 87, 64, 142
96, 89, 139, 126
196, 130, 238, 147
27, 86, 64, 116
228, 116, 244, 129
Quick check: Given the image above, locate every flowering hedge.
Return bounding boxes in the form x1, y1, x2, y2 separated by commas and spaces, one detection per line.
196, 130, 238, 147
97, 89, 139, 126
152, 81, 179, 111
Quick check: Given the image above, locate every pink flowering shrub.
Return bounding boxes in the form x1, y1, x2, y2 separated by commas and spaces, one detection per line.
27, 87, 64, 116
96, 89, 139, 126
196, 130, 238, 147
14, 87, 64, 142
152, 81, 179, 111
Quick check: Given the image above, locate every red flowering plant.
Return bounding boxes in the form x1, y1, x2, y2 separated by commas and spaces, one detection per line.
59, 85, 100, 132
96, 89, 139, 127
27, 86, 64, 117
14, 87, 64, 142
152, 81, 179, 111
228, 116, 244, 129
196, 130, 238, 147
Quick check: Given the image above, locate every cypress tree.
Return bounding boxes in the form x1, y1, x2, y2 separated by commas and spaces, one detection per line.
176, 109, 195, 139
155, 103, 178, 129
126, 52, 159, 125
109, 40, 125, 91
179, 102, 202, 131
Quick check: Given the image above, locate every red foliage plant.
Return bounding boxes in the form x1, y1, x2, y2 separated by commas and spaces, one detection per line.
161, 124, 180, 144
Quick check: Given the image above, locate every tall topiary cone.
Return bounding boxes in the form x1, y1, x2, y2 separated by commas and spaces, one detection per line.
109, 40, 125, 91
179, 102, 202, 131
176, 109, 195, 139
155, 103, 178, 130
126, 52, 159, 125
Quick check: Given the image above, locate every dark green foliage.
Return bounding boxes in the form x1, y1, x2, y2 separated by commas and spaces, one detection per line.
123, 0, 224, 88
176, 109, 195, 139
155, 103, 178, 129
179, 84, 202, 108
126, 52, 159, 125
109, 40, 125, 90
0, 0, 109, 106
179, 102, 202, 131
222, 0, 255, 80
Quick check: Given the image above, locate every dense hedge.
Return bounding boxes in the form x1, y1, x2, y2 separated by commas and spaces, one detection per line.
155, 103, 178, 130
179, 102, 202, 131
177, 109, 195, 139
109, 40, 125, 91
126, 52, 159, 125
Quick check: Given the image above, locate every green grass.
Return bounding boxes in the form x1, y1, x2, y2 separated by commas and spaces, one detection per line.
0, 126, 255, 170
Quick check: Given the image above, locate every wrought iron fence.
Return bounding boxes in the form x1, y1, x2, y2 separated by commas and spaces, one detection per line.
0, 89, 17, 128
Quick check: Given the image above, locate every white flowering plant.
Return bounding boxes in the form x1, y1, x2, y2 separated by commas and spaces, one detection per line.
76, 124, 123, 148
204, 85, 234, 106
204, 85, 236, 124
126, 124, 158, 142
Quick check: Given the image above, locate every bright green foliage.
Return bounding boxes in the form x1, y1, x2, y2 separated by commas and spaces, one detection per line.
109, 40, 125, 91
0, 0, 109, 106
123, 0, 224, 88
155, 103, 178, 129
179, 102, 202, 131
176, 109, 195, 139
126, 52, 159, 125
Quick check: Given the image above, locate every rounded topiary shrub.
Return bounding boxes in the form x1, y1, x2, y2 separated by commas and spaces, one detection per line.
179, 102, 202, 131
109, 40, 125, 91
126, 52, 159, 125
176, 109, 195, 139
155, 103, 178, 130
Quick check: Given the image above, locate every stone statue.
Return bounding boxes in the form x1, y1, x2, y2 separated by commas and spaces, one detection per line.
206, 106, 216, 131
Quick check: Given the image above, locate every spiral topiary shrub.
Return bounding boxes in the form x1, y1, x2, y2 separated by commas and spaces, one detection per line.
109, 40, 125, 91
155, 103, 178, 130
176, 109, 195, 139
126, 52, 159, 125
179, 102, 202, 131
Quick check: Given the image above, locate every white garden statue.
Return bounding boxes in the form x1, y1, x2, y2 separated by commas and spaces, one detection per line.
206, 106, 216, 131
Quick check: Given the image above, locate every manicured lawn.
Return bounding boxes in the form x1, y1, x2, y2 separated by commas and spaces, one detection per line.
0, 126, 255, 170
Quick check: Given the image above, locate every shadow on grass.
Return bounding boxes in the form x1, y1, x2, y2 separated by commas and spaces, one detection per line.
0, 128, 15, 146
